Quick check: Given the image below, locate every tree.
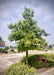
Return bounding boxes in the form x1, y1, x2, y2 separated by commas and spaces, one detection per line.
8, 7, 49, 65
0, 36, 3, 41
0, 36, 3, 46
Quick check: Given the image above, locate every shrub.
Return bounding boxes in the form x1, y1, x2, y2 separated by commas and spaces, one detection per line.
8, 49, 16, 54
43, 53, 54, 62
5, 63, 36, 75
11, 49, 15, 52
0, 49, 8, 53
20, 54, 54, 68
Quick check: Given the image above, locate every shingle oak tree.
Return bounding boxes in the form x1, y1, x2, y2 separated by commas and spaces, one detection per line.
8, 7, 49, 65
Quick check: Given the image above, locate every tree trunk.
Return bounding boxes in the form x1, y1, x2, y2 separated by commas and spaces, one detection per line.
26, 50, 28, 65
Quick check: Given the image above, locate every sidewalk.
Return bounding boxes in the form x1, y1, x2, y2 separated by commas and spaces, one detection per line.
40, 67, 54, 75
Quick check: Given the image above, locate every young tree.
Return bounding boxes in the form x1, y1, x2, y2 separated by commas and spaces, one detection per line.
8, 7, 49, 65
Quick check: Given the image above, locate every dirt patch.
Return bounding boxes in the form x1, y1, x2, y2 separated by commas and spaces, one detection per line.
35, 56, 48, 64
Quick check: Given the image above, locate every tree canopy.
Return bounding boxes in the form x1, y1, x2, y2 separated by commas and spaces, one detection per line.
8, 7, 49, 52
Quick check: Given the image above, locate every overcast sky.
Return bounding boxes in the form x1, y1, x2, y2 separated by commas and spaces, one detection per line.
0, 0, 54, 46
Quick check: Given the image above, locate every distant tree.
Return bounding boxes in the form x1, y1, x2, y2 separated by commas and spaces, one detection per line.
5, 46, 9, 50
43, 43, 48, 46
43, 42, 48, 49
0, 36, 3, 46
0, 36, 3, 42
8, 7, 49, 65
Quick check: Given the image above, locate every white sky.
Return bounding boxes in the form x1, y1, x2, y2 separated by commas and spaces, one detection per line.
0, 0, 54, 46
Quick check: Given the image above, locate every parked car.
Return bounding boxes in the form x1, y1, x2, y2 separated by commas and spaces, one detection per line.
43, 49, 48, 52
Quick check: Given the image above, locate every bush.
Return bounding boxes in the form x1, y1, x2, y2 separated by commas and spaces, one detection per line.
43, 53, 54, 62
0, 49, 8, 53
8, 49, 16, 54
11, 49, 15, 52
5, 63, 36, 75
20, 53, 54, 68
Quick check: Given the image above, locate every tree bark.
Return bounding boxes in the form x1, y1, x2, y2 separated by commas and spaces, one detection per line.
26, 50, 28, 65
